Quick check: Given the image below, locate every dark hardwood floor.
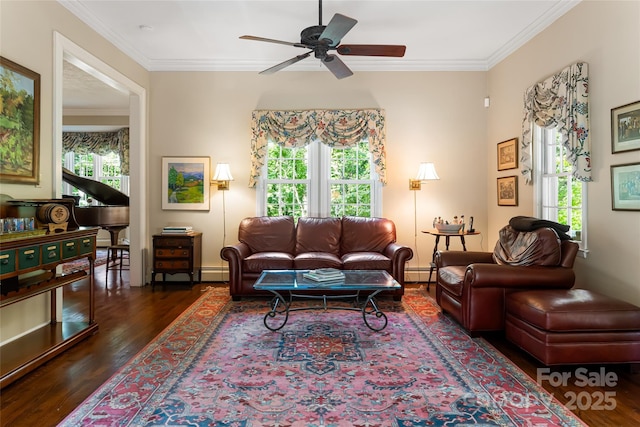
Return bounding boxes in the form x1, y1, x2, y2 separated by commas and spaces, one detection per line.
1, 270, 638, 426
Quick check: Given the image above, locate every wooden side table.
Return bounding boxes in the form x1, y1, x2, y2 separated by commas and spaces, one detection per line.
422, 229, 480, 289
151, 231, 202, 289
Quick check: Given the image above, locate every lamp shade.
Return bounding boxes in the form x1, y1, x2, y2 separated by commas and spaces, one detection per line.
416, 162, 439, 181
213, 163, 233, 181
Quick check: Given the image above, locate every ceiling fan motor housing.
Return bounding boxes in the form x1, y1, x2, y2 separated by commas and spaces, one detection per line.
301, 25, 330, 45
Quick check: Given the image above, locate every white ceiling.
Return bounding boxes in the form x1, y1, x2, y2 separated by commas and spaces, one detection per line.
60, 0, 580, 111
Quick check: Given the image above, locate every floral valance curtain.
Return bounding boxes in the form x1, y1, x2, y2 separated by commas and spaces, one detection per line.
249, 109, 387, 187
62, 127, 130, 175
521, 62, 591, 184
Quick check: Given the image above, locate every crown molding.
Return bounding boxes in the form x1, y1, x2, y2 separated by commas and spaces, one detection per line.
487, 0, 581, 69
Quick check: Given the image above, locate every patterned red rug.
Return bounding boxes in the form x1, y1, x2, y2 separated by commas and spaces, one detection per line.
60, 287, 585, 426
60, 248, 108, 275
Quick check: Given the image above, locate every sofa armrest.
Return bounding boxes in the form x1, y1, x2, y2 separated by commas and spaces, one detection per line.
436, 251, 494, 268
383, 242, 413, 284
220, 242, 252, 293
220, 242, 251, 262
465, 263, 575, 289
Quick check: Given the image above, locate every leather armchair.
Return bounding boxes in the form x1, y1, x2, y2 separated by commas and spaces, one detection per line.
435, 226, 579, 334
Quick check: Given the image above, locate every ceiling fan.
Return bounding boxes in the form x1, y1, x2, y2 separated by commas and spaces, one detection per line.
240, 0, 406, 79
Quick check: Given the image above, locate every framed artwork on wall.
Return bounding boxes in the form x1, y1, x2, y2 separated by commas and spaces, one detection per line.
611, 162, 640, 211
497, 175, 518, 206
161, 157, 210, 211
0, 57, 40, 184
497, 137, 518, 171
611, 101, 640, 153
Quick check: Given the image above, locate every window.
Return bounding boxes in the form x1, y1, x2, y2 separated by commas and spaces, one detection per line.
258, 139, 381, 219
63, 151, 129, 206
534, 126, 587, 254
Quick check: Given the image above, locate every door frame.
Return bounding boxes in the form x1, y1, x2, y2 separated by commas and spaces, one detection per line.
53, 32, 148, 286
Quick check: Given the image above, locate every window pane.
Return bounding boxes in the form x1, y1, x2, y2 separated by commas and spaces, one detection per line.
266, 183, 307, 218
557, 176, 568, 207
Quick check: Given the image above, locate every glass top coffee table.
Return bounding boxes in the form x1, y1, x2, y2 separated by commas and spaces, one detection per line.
253, 269, 400, 332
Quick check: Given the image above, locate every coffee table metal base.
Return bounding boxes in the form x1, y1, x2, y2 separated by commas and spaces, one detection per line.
263, 289, 389, 332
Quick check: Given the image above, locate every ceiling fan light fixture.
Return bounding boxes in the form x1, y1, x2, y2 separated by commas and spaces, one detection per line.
239, 0, 406, 79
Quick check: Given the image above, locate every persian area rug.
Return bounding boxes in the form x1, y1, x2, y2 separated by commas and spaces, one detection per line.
61, 248, 108, 275
60, 287, 585, 427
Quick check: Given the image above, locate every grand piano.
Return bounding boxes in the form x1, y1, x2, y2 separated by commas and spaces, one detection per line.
62, 167, 129, 246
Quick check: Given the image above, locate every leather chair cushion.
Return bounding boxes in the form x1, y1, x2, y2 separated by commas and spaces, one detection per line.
341, 216, 395, 254
506, 289, 640, 332
244, 252, 294, 273
437, 266, 467, 297
296, 217, 341, 255
493, 225, 561, 266
342, 252, 391, 270
294, 252, 342, 270
239, 216, 296, 254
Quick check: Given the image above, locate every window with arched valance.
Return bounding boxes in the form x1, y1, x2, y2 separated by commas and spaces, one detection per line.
62, 127, 129, 175
521, 62, 591, 184
249, 109, 386, 187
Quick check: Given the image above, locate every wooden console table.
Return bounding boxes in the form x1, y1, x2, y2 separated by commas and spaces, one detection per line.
0, 227, 99, 389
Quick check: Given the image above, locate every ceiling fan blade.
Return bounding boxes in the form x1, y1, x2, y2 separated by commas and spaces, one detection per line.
337, 44, 407, 57
260, 52, 312, 75
319, 13, 357, 47
322, 54, 353, 79
240, 35, 306, 48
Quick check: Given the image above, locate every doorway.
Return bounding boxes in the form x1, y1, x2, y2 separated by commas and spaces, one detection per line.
54, 32, 148, 286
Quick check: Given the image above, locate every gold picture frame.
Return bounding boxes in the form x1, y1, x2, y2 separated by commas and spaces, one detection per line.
497, 138, 518, 171
497, 176, 518, 206
0, 57, 40, 184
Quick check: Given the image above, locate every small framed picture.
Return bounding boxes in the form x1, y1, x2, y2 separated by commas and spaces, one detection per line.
497, 175, 518, 206
161, 157, 210, 211
497, 138, 518, 171
611, 101, 640, 153
611, 162, 640, 211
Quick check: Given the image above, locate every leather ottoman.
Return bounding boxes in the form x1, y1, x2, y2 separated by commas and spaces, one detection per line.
505, 289, 640, 365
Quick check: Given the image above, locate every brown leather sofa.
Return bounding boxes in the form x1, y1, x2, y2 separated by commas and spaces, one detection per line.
435, 225, 579, 334
220, 216, 413, 301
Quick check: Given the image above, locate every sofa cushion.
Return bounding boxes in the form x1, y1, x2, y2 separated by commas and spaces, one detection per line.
437, 266, 467, 297
342, 252, 391, 271
296, 217, 341, 255
294, 252, 342, 270
341, 216, 395, 254
244, 252, 294, 273
239, 216, 296, 254
493, 225, 561, 266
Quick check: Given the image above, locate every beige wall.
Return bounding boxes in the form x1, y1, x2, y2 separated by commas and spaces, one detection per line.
0, 0, 149, 342
487, 0, 640, 305
149, 71, 488, 281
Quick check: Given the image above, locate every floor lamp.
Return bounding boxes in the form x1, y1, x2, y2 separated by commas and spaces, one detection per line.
212, 163, 233, 282
409, 162, 440, 283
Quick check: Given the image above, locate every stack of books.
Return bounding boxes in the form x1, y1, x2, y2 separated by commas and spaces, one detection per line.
303, 268, 345, 283
162, 226, 193, 234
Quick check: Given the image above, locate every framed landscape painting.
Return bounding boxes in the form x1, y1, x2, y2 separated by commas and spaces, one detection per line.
162, 157, 210, 211
611, 101, 640, 153
0, 57, 40, 184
